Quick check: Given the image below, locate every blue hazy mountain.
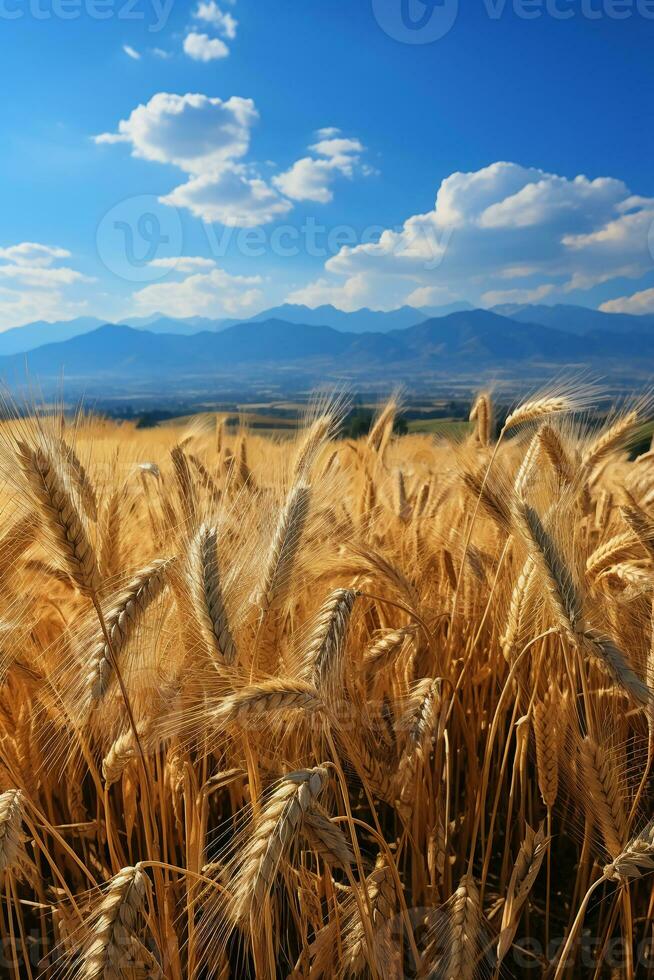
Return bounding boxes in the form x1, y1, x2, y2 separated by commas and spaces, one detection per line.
1, 309, 651, 397
0, 316, 105, 356
7, 301, 654, 360
491, 303, 654, 336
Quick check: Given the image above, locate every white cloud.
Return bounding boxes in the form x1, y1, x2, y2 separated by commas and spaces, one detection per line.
405, 285, 457, 308
315, 127, 341, 139
0, 243, 93, 331
132, 266, 264, 318
183, 32, 229, 62
481, 284, 556, 306
0, 265, 92, 287
193, 1, 238, 39
162, 165, 292, 226
149, 256, 217, 271
0, 243, 71, 267
123, 44, 141, 60
600, 288, 654, 314
288, 161, 654, 311
310, 137, 364, 159
287, 274, 389, 312
273, 158, 343, 204
94, 93, 256, 173
273, 134, 366, 204
97, 101, 371, 228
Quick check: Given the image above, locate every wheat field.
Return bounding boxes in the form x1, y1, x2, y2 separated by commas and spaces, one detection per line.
0, 390, 654, 978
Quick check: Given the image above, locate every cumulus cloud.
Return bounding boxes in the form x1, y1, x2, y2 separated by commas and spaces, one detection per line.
600, 288, 654, 314
97, 98, 370, 227
132, 266, 264, 318
149, 256, 218, 271
123, 45, 141, 60
315, 126, 341, 139
288, 162, 654, 311
0, 265, 92, 287
193, 1, 238, 39
94, 93, 256, 172
273, 158, 343, 204
0, 243, 72, 267
162, 166, 292, 226
273, 134, 367, 204
287, 274, 388, 312
183, 32, 229, 62
0, 243, 93, 330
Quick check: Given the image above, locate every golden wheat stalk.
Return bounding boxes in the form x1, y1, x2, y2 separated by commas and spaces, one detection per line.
300, 806, 355, 869
229, 766, 328, 924
253, 483, 311, 614
187, 523, 236, 665
498, 823, 549, 961
302, 588, 357, 695
80, 865, 148, 979
210, 678, 323, 730
580, 735, 627, 859
87, 557, 175, 700
0, 790, 24, 874
18, 441, 100, 596
504, 396, 571, 432
469, 392, 492, 446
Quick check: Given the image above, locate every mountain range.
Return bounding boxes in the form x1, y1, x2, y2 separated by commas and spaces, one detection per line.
1, 305, 653, 399
2, 300, 654, 359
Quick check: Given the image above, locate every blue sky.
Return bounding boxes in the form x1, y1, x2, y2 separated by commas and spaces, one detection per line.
1, 0, 654, 328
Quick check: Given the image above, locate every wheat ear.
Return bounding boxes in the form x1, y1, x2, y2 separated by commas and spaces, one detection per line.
300, 806, 355, 869
18, 441, 100, 596
253, 483, 311, 614
604, 820, 654, 881
441, 873, 482, 980
538, 424, 575, 485
581, 629, 650, 707
102, 723, 151, 786
171, 444, 197, 524
211, 679, 322, 729
469, 392, 492, 446
229, 766, 328, 923
517, 503, 585, 636
343, 855, 397, 976
462, 469, 511, 531
363, 624, 417, 674
302, 588, 357, 694
187, 523, 236, 665
533, 695, 560, 807
0, 790, 24, 874
294, 414, 333, 478
581, 410, 638, 473
80, 865, 148, 979
503, 397, 571, 432
87, 557, 175, 701
498, 823, 549, 962
580, 736, 627, 859
587, 531, 637, 578
367, 399, 397, 453
620, 498, 654, 561
58, 437, 98, 521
